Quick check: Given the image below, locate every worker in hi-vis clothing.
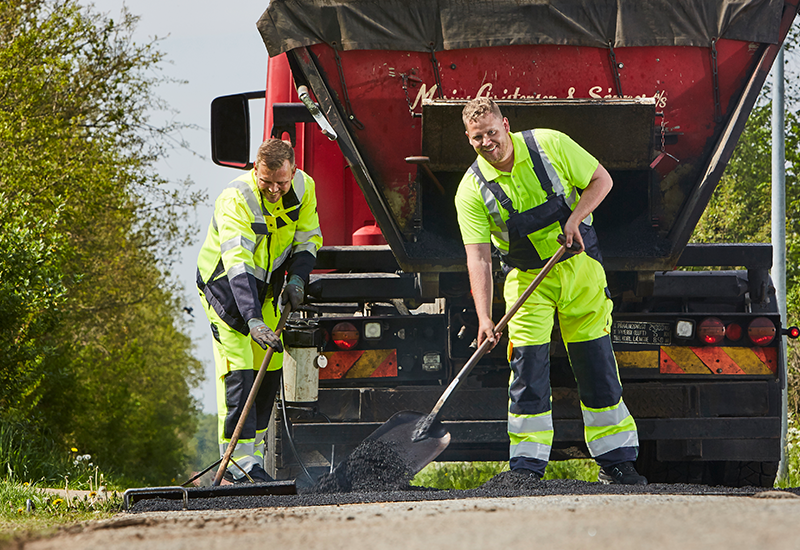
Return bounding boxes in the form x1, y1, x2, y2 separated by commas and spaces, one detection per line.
197, 139, 322, 483
454, 98, 646, 485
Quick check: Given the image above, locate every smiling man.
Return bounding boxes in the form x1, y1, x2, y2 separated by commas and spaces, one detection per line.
454, 97, 645, 485
196, 138, 322, 483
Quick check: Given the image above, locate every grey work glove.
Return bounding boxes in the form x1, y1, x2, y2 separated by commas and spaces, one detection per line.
247, 319, 283, 353
280, 274, 305, 312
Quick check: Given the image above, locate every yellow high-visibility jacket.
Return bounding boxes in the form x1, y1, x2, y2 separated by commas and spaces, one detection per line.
196, 168, 322, 334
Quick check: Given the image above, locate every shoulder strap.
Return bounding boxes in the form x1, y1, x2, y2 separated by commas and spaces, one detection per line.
470, 160, 517, 215
521, 130, 555, 199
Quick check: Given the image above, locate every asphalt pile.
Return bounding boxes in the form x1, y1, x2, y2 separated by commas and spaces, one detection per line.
307, 438, 416, 494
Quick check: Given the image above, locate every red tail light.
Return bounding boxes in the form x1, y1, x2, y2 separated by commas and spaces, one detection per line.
747, 317, 776, 346
787, 326, 800, 339
332, 322, 359, 350
725, 323, 742, 342
697, 317, 725, 345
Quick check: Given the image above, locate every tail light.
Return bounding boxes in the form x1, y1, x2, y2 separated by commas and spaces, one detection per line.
786, 326, 800, 339
747, 317, 776, 346
725, 322, 743, 342
697, 317, 725, 345
331, 322, 359, 350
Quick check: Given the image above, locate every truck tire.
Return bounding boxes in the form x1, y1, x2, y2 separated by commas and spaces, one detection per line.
636, 442, 704, 484
702, 461, 779, 488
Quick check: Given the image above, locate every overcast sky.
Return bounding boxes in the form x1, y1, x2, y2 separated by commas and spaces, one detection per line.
82, 0, 271, 413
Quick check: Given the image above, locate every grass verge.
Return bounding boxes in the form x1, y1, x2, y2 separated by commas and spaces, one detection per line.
0, 481, 122, 547
411, 458, 601, 490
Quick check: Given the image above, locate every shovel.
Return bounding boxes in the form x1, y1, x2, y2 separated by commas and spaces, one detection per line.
364, 235, 580, 475
212, 305, 292, 486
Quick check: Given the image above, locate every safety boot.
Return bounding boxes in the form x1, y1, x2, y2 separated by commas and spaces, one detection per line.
224, 464, 275, 484
598, 461, 647, 485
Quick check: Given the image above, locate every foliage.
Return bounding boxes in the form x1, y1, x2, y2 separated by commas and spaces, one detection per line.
185, 413, 221, 478
543, 458, 600, 481
411, 459, 600, 489
0, 480, 121, 546
0, 0, 204, 486
0, 193, 71, 415
412, 461, 508, 490
0, 418, 126, 490
783, 340, 800, 488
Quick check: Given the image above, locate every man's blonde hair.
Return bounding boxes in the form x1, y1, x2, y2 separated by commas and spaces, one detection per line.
256, 139, 295, 170
462, 97, 503, 128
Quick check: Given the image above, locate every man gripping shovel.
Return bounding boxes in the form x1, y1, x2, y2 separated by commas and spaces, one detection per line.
342, 97, 646, 486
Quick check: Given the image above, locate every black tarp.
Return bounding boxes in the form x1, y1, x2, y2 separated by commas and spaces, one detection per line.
256, 0, 783, 57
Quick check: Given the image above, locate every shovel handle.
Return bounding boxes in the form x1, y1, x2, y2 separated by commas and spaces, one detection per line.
415, 239, 574, 439
212, 305, 293, 486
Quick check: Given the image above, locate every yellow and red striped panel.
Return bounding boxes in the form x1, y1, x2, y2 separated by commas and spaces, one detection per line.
659, 346, 777, 375
319, 349, 398, 380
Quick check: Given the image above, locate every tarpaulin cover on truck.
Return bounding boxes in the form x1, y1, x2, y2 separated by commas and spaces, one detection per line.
257, 0, 782, 57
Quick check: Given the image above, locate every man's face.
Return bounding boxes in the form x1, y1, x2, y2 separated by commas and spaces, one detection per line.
465, 113, 513, 169
255, 159, 295, 203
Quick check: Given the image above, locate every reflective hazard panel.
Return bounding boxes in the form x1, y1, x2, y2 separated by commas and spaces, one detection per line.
659, 347, 777, 375
319, 349, 398, 379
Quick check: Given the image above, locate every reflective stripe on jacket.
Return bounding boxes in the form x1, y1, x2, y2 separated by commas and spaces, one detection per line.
196, 168, 322, 334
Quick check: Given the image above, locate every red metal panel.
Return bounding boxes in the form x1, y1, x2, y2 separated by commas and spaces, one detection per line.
660, 350, 686, 374
370, 350, 398, 378
265, 55, 374, 246
304, 40, 758, 232
752, 347, 778, 373
319, 349, 399, 379
692, 347, 747, 375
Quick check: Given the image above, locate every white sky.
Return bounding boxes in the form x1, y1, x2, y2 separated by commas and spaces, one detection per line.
83, 0, 271, 413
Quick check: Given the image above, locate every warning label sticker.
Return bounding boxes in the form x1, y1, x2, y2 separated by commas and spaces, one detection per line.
612, 321, 671, 345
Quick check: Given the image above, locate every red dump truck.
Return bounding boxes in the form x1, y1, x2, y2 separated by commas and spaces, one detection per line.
210, 0, 800, 486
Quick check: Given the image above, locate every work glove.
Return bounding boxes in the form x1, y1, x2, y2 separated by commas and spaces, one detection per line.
247, 319, 283, 353
280, 274, 305, 312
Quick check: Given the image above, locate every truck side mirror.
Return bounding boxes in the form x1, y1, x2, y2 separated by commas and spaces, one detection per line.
211, 92, 264, 170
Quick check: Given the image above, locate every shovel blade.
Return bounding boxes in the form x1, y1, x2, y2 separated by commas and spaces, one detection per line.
367, 411, 451, 475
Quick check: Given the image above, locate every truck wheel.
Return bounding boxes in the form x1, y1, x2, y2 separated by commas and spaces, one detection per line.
636, 442, 704, 484
703, 461, 778, 488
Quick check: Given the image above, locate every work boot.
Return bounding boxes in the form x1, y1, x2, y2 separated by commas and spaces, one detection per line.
598, 462, 648, 485
511, 468, 542, 481
224, 464, 274, 484
246, 464, 274, 483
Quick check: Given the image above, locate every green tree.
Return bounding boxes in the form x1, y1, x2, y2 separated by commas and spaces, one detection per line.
0, 0, 204, 485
